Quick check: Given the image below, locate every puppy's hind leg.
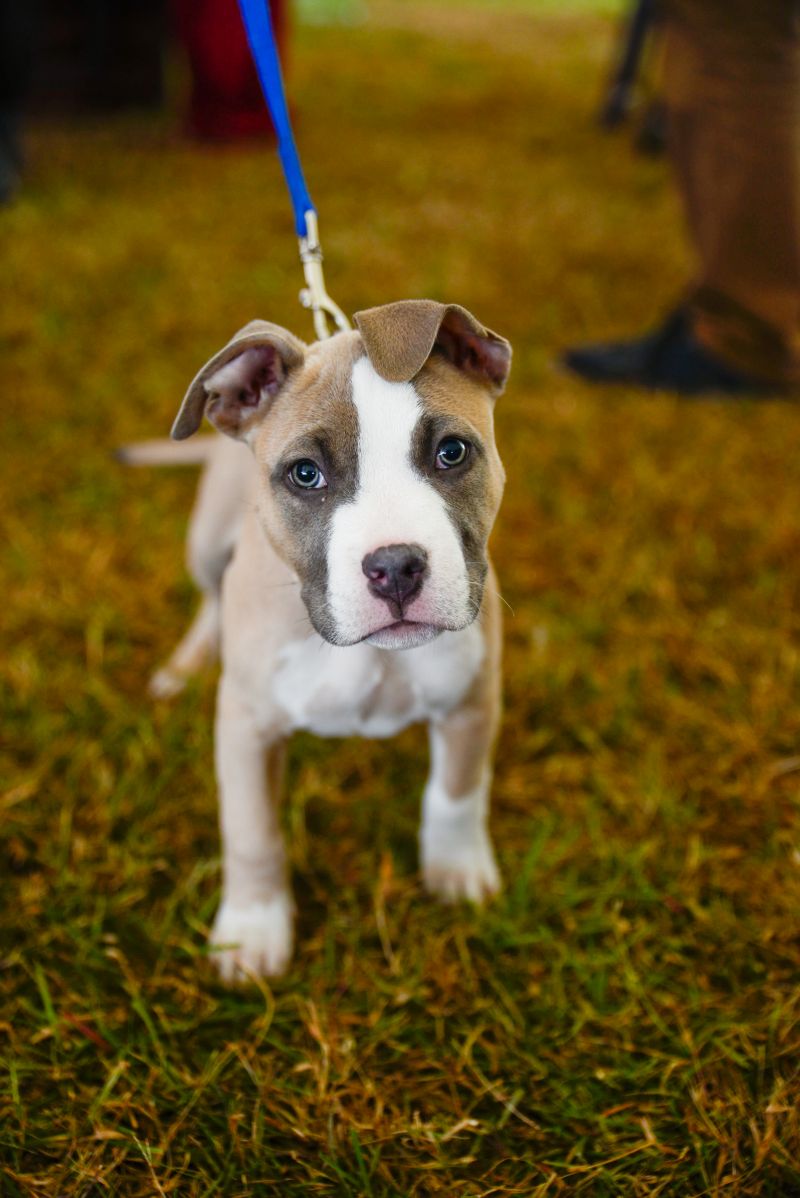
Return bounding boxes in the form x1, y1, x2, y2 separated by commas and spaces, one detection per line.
149, 592, 221, 698
150, 438, 251, 698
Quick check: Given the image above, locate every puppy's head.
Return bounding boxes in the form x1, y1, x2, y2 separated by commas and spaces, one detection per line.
172, 301, 511, 648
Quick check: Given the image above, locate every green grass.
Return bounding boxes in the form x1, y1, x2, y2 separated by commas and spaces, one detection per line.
298, 0, 627, 22
2, 2, 800, 1193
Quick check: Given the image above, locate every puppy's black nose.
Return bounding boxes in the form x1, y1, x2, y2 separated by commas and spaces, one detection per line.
362, 543, 428, 612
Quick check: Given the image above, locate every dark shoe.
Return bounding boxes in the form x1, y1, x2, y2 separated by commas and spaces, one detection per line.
562, 308, 778, 396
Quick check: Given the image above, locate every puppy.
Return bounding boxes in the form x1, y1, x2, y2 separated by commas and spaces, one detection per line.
150, 300, 511, 980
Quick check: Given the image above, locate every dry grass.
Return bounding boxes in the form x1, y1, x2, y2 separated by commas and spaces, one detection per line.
2, 2, 800, 1193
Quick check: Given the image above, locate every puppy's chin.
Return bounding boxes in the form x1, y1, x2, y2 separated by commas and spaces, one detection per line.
304, 605, 445, 650
364, 622, 444, 651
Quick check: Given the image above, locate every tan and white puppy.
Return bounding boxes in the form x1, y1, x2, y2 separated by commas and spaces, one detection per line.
156, 300, 511, 981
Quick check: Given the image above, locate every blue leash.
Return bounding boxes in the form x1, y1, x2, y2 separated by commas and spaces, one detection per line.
236, 0, 351, 337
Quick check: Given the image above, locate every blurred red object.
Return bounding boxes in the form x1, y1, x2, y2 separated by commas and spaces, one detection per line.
172, 0, 287, 141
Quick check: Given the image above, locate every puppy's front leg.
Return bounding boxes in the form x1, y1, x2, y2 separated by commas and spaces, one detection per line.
210, 678, 293, 981
420, 694, 502, 905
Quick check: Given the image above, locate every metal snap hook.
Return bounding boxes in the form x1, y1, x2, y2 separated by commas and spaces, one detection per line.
298, 211, 352, 340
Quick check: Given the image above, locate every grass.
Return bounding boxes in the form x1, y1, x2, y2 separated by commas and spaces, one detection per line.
2, 1, 800, 1193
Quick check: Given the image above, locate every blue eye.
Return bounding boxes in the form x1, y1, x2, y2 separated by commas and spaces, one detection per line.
435, 437, 469, 469
289, 459, 327, 489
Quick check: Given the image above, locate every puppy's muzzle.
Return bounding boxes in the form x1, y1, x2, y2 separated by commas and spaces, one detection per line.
362, 543, 429, 619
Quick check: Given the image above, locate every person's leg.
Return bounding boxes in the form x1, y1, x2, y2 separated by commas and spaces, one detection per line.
665, 0, 800, 387
563, 0, 800, 394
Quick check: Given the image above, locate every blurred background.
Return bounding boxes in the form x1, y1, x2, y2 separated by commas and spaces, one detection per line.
3, 1, 800, 1194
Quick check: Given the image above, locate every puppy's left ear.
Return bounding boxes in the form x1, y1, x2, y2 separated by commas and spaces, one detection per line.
171, 320, 307, 441
354, 300, 512, 397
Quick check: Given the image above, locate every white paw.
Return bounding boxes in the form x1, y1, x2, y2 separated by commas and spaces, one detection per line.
422, 828, 501, 904
149, 666, 186, 699
209, 895, 294, 983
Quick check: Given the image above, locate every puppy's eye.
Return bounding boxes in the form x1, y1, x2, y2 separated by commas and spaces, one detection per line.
435, 437, 469, 470
288, 459, 327, 490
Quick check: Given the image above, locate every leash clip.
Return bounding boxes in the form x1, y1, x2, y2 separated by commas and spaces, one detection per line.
298, 210, 351, 340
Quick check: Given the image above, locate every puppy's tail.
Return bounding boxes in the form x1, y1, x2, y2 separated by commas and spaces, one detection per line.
115, 437, 217, 467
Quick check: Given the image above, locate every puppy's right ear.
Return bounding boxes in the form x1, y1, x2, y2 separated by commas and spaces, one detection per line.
171, 321, 307, 441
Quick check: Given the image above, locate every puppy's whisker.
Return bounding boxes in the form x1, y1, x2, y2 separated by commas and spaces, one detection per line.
489, 588, 515, 616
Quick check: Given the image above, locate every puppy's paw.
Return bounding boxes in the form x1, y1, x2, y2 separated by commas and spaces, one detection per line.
209, 895, 294, 983
422, 829, 501, 905
149, 666, 187, 700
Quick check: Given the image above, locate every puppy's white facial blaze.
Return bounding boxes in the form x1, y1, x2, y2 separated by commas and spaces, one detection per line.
326, 357, 472, 646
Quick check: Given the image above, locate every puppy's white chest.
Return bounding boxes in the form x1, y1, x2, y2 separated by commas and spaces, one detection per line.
271, 623, 485, 738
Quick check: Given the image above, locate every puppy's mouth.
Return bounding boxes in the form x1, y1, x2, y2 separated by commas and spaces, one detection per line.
362, 620, 444, 651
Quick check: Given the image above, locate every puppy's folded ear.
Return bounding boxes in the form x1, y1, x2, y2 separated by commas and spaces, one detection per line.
171, 321, 307, 441
354, 300, 511, 397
